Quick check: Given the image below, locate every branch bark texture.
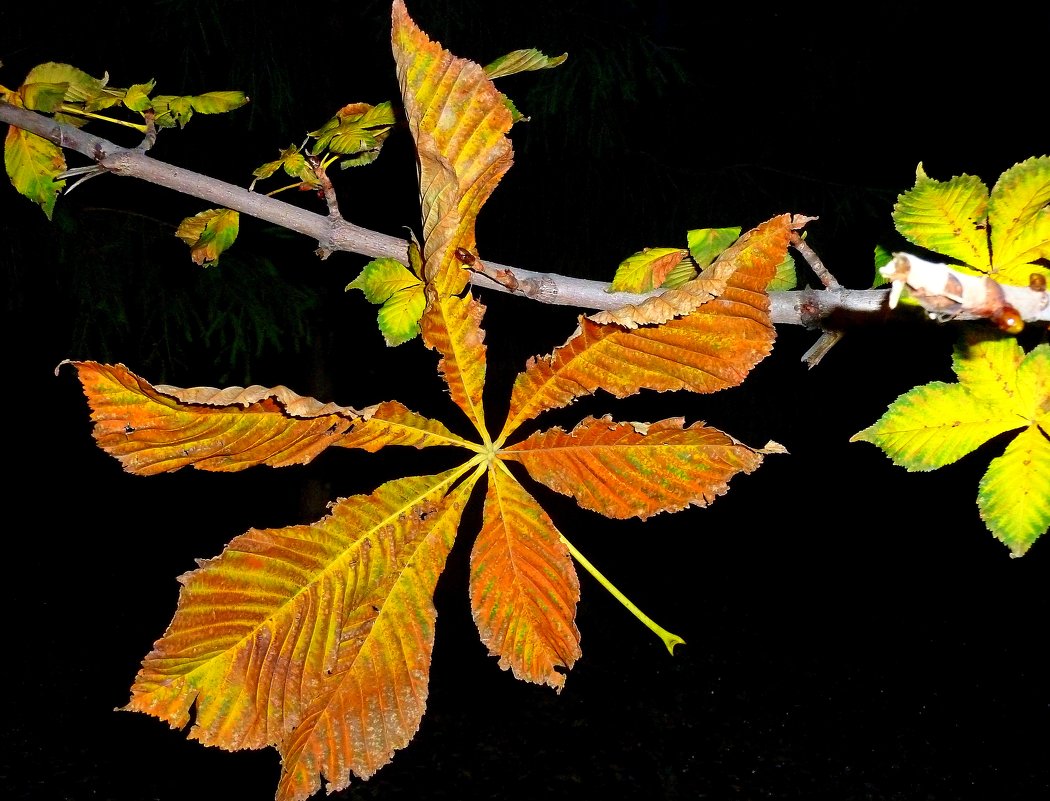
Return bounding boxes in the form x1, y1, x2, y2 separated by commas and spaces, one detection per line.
4, 101, 1048, 332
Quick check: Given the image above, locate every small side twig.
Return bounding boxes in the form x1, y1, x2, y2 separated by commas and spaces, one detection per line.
792, 231, 840, 290
56, 109, 159, 194
791, 231, 847, 366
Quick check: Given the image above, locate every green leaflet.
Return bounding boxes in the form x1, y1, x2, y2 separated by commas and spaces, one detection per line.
347, 257, 425, 346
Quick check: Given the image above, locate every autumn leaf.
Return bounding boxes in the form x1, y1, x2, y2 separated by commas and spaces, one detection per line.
60, 4, 792, 798
3, 99, 66, 218
175, 207, 240, 266
851, 328, 1050, 555
501, 415, 764, 520
471, 463, 581, 691
336, 400, 480, 452
505, 214, 792, 438
608, 247, 688, 293
588, 214, 795, 329
273, 468, 480, 800
124, 464, 480, 798
58, 360, 368, 475
392, 0, 513, 298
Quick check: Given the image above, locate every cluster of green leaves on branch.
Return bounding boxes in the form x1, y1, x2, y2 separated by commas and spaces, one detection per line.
2, 1, 1049, 798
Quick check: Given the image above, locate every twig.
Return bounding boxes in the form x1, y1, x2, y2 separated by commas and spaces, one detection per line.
792, 230, 840, 290
4, 101, 1050, 344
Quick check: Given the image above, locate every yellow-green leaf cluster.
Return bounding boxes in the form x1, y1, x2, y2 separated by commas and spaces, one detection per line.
3, 61, 247, 216
151, 90, 248, 129
851, 329, 1050, 555
892, 157, 1050, 286
251, 143, 323, 189
308, 101, 396, 167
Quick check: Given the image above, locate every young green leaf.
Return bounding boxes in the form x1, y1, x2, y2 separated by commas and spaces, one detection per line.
484, 48, 569, 79
20, 61, 106, 113
59, 360, 367, 475
609, 246, 687, 293
687, 226, 741, 267
347, 257, 426, 346
308, 100, 396, 166
251, 143, 322, 189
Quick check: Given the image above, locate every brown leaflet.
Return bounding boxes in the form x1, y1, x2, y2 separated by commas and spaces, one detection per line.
59, 360, 367, 475
470, 464, 581, 691
501, 415, 765, 520
497, 215, 793, 441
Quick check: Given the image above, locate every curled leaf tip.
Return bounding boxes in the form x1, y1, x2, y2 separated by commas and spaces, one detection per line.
662, 632, 686, 656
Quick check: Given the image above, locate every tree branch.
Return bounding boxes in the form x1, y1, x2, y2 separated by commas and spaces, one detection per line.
4, 101, 1049, 337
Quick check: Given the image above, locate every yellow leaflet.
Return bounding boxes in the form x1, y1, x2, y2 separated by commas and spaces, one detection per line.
850, 382, 1022, 471
978, 425, 1050, 556
892, 171, 990, 270
988, 155, 1050, 275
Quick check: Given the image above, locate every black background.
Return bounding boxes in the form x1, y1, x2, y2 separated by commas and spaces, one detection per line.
3, 2, 1049, 800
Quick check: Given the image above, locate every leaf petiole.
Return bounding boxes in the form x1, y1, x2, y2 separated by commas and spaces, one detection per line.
559, 532, 685, 655
57, 105, 148, 133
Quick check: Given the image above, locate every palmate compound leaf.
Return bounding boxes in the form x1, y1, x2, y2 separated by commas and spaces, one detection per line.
851, 328, 1050, 555
58, 4, 796, 797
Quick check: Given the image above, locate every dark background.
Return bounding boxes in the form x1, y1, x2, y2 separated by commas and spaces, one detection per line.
3, 2, 1049, 799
